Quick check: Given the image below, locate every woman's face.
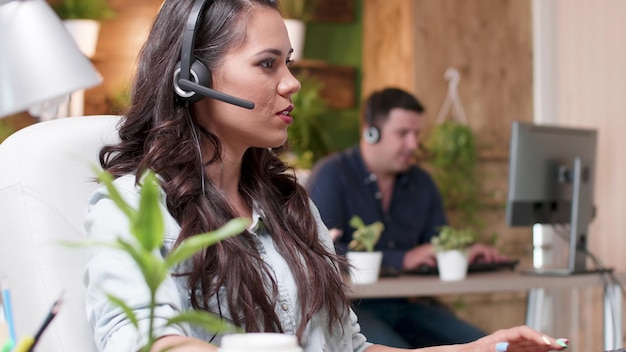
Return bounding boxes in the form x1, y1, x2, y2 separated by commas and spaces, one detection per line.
198, 6, 301, 154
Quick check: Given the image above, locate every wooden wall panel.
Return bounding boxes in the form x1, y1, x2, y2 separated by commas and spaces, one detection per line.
364, 0, 532, 151
85, 0, 160, 115
362, 0, 417, 97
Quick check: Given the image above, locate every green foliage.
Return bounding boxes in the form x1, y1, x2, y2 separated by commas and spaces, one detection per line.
279, 0, 318, 21
287, 73, 332, 169
425, 121, 482, 229
64, 169, 247, 352
0, 121, 15, 143
108, 86, 132, 115
53, 0, 115, 20
348, 215, 384, 252
431, 225, 476, 253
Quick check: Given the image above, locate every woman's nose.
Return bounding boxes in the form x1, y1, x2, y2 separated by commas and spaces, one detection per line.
278, 69, 301, 97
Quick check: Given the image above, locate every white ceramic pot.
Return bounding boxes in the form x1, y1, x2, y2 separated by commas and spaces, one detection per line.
436, 249, 469, 281
283, 19, 305, 61
346, 251, 383, 284
63, 19, 101, 58
218, 333, 302, 352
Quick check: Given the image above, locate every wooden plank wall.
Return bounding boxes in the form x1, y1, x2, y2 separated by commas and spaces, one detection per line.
363, 0, 533, 151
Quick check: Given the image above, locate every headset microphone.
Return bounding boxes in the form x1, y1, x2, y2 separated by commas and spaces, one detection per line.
177, 78, 255, 109
173, 0, 255, 110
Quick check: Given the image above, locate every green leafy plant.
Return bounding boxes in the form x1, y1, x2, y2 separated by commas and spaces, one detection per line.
52, 0, 115, 20
279, 0, 318, 21
348, 215, 384, 252
287, 73, 332, 169
431, 225, 476, 253
0, 121, 15, 143
424, 121, 482, 229
66, 169, 246, 352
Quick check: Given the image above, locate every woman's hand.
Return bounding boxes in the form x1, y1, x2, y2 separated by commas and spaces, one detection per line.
471, 325, 568, 352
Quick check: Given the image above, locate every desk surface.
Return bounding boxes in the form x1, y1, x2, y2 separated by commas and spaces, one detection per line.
349, 270, 626, 299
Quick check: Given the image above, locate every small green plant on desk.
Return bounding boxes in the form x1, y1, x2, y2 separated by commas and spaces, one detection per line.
346, 216, 384, 284
348, 216, 384, 252
65, 169, 246, 352
431, 225, 476, 281
431, 225, 476, 253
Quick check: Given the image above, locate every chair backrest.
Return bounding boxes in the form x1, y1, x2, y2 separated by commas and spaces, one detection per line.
0, 115, 121, 351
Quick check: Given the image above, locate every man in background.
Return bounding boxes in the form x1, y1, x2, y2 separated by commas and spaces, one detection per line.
305, 87, 507, 348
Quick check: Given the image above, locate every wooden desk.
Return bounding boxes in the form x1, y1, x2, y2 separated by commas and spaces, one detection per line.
349, 271, 626, 350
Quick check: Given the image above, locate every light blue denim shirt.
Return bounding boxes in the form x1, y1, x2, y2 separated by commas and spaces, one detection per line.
83, 174, 372, 352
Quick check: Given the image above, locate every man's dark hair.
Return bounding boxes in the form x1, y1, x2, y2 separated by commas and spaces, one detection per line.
362, 87, 425, 128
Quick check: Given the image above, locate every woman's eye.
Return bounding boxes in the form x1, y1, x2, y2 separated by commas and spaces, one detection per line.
286, 58, 294, 67
261, 58, 276, 69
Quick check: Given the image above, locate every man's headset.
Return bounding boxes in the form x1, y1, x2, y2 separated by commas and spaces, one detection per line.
172, 0, 255, 109
362, 94, 381, 144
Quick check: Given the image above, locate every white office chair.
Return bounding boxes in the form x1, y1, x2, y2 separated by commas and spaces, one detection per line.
0, 115, 122, 351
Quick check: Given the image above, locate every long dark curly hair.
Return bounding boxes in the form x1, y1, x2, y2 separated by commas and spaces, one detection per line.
99, 0, 350, 341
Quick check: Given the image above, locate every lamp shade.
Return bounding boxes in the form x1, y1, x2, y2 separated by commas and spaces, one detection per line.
0, 0, 102, 118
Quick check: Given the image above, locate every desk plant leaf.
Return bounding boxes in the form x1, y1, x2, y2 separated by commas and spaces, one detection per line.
64, 168, 246, 352
431, 225, 476, 253
348, 215, 384, 252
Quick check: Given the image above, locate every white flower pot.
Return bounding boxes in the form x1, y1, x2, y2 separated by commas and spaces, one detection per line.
284, 19, 305, 61
436, 249, 469, 281
346, 251, 383, 284
219, 333, 302, 352
63, 19, 101, 58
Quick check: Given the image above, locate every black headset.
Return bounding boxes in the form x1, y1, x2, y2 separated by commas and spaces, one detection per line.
362, 94, 381, 144
172, 0, 255, 109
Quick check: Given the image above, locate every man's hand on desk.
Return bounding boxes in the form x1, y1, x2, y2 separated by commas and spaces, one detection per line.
402, 244, 436, 270
402, 243, 510, 271
469, 243, 510, 264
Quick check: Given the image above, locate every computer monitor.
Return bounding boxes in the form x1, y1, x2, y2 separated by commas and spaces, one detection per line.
506, 121, 599, 274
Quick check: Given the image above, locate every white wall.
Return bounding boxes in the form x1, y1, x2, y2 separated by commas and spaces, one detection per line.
533, 0, 626, 272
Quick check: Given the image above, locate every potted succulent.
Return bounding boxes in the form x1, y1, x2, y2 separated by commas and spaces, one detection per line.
431, 225, 476, 281
345, 216, 384, 284
278, 0, 318, 61
52, 0, 116, 58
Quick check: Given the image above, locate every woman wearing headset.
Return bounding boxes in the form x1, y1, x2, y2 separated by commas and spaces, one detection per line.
83, 0, 566, 351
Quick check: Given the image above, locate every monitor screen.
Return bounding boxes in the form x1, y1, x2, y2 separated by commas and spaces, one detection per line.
506, 121, 598, 273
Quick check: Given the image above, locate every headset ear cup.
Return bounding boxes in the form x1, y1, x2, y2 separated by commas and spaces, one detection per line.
363, 126, 381, 144
173, 59, 212, 102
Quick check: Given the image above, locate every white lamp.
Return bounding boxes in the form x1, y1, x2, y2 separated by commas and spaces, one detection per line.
0, 0, 102, 118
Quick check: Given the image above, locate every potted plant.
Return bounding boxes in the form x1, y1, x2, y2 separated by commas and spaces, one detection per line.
278, 0, 317, 61
345, 215, 384, 284
431, 225, 476, 281
66, 170, 246, 351
52, 0, 116, 58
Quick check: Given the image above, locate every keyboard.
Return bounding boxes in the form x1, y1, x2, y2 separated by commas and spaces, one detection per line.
379, 259, 520, 277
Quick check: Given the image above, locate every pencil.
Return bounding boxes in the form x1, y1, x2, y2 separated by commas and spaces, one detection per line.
0, 278, 16, 343
13, 336, 34, 352
27, 292, 64, 352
